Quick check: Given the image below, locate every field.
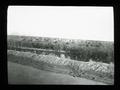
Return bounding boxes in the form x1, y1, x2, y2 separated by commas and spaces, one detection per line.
8, 61, 107, 85
8, 35, 114, 63
8, 50, 114, 84
7, 35, 114, 85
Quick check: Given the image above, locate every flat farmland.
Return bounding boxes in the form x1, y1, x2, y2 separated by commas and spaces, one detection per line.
8, 61, 107, 85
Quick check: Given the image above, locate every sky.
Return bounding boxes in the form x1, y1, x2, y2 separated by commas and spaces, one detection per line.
7, 6, 114, 41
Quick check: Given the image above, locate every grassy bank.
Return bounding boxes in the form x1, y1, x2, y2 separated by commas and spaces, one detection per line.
8, 61, 107, 85
7, 50, 114, 84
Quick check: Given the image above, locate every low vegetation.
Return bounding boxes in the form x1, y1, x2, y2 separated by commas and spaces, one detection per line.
7, 35, 114, 84
8, 35, 114, 63
8, 50, 114, 84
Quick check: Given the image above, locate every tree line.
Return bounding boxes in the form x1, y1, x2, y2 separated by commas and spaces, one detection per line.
7, 35, 114, 63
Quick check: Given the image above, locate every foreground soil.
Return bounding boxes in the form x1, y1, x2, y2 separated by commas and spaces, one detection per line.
8, 61, 107, 85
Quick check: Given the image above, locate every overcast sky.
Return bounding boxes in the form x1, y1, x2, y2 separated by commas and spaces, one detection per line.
7, 6, 114, 41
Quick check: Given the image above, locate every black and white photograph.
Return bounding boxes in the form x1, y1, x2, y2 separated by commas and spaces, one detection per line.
7, 6, 114, 85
